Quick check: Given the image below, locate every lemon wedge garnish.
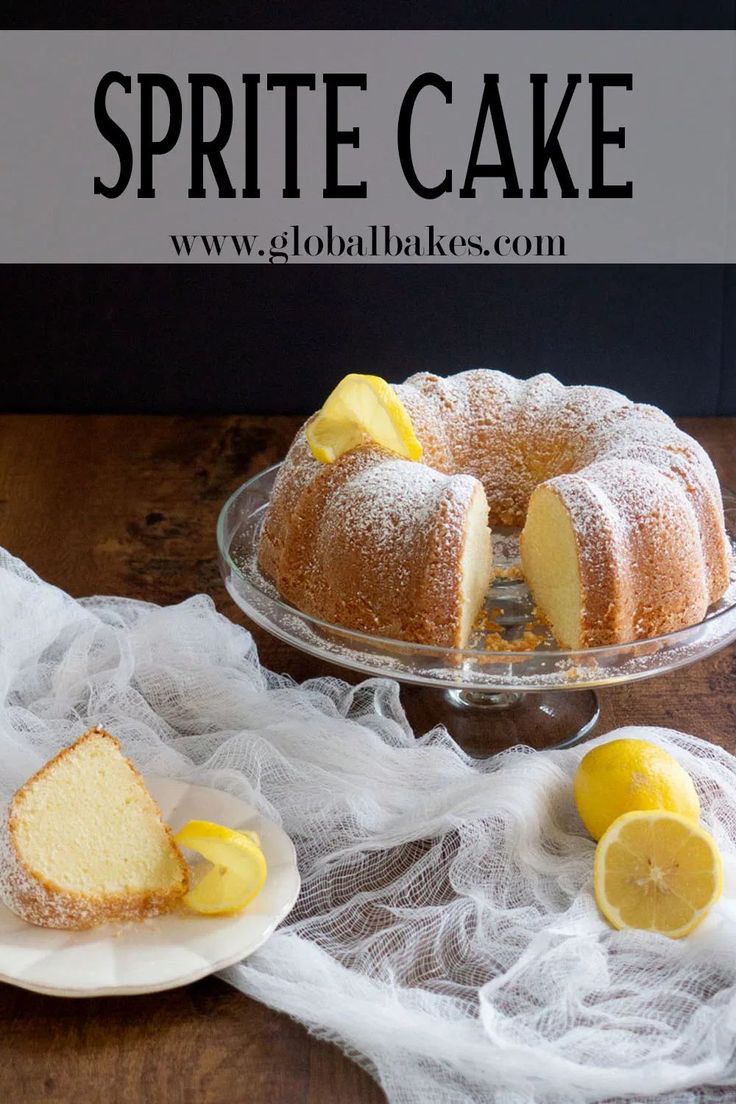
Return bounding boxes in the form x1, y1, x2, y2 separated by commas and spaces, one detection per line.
306, 373, 423, 463
593, 810, 723, 939
174, 820, 267, 916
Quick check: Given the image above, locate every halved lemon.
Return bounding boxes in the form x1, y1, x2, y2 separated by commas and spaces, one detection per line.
174, 820, 268, 916
306, 373, 423, 463
593, 810, 723, 939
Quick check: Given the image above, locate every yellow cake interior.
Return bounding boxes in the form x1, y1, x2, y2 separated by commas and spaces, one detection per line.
520, 484, 583, 649
13, 733, 185, 897
458, 488, 493, 645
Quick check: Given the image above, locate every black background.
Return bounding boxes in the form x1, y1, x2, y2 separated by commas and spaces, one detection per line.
3, 2, 735, 416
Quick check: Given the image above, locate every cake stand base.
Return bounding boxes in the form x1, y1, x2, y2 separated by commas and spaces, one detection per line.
399, 686, 600, 757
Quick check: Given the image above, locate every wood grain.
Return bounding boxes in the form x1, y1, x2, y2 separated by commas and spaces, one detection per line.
0, 413, 733, 1104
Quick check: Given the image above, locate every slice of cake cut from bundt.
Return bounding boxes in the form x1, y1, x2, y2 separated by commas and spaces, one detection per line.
259, 440, 493, 648
0, 727, 188, 929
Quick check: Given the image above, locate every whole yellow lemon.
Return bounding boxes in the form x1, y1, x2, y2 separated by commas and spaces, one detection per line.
574, 739, 700, 841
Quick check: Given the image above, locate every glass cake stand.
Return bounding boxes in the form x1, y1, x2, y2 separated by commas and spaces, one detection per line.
216, 464, 736, 754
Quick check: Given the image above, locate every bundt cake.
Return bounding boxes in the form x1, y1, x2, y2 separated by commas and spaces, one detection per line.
259, 371, 731, 650
0, 727, 189, 929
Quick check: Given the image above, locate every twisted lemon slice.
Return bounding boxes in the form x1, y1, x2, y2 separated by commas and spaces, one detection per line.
594, 810, 723, 939
175, 820, 267, 916
306, 373, 423, 463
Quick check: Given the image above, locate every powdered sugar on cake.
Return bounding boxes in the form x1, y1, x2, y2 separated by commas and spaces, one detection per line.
258, 369, 731, 650
320, 458, 477, 557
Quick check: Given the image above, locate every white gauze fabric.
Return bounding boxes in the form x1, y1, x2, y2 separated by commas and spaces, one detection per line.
2, 546, 736, 1104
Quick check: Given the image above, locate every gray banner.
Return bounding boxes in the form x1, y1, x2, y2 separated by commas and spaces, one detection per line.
0, 30, 734, 262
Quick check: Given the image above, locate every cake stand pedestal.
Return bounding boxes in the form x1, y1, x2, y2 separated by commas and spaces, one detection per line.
217, 465, 736, 756
402, 687, 600, 756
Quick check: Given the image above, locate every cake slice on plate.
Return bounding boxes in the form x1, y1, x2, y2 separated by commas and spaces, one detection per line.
0, 727, 188, 929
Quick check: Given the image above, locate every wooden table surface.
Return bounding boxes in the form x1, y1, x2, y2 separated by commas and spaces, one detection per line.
0, 413, 734, 1104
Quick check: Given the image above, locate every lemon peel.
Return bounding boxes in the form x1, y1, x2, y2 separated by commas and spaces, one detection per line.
574, 739, 700, 841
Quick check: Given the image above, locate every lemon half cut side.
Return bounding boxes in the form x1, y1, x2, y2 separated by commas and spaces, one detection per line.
306, 373, 423, 463
593, 810, 723, 939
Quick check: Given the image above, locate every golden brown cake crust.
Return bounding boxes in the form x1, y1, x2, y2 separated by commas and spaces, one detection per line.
0, 727, 189, 930
262, 437, 489, 648
259, 370, 732, 649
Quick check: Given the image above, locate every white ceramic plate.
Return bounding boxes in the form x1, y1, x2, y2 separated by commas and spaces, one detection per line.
0, 778, 300, 997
